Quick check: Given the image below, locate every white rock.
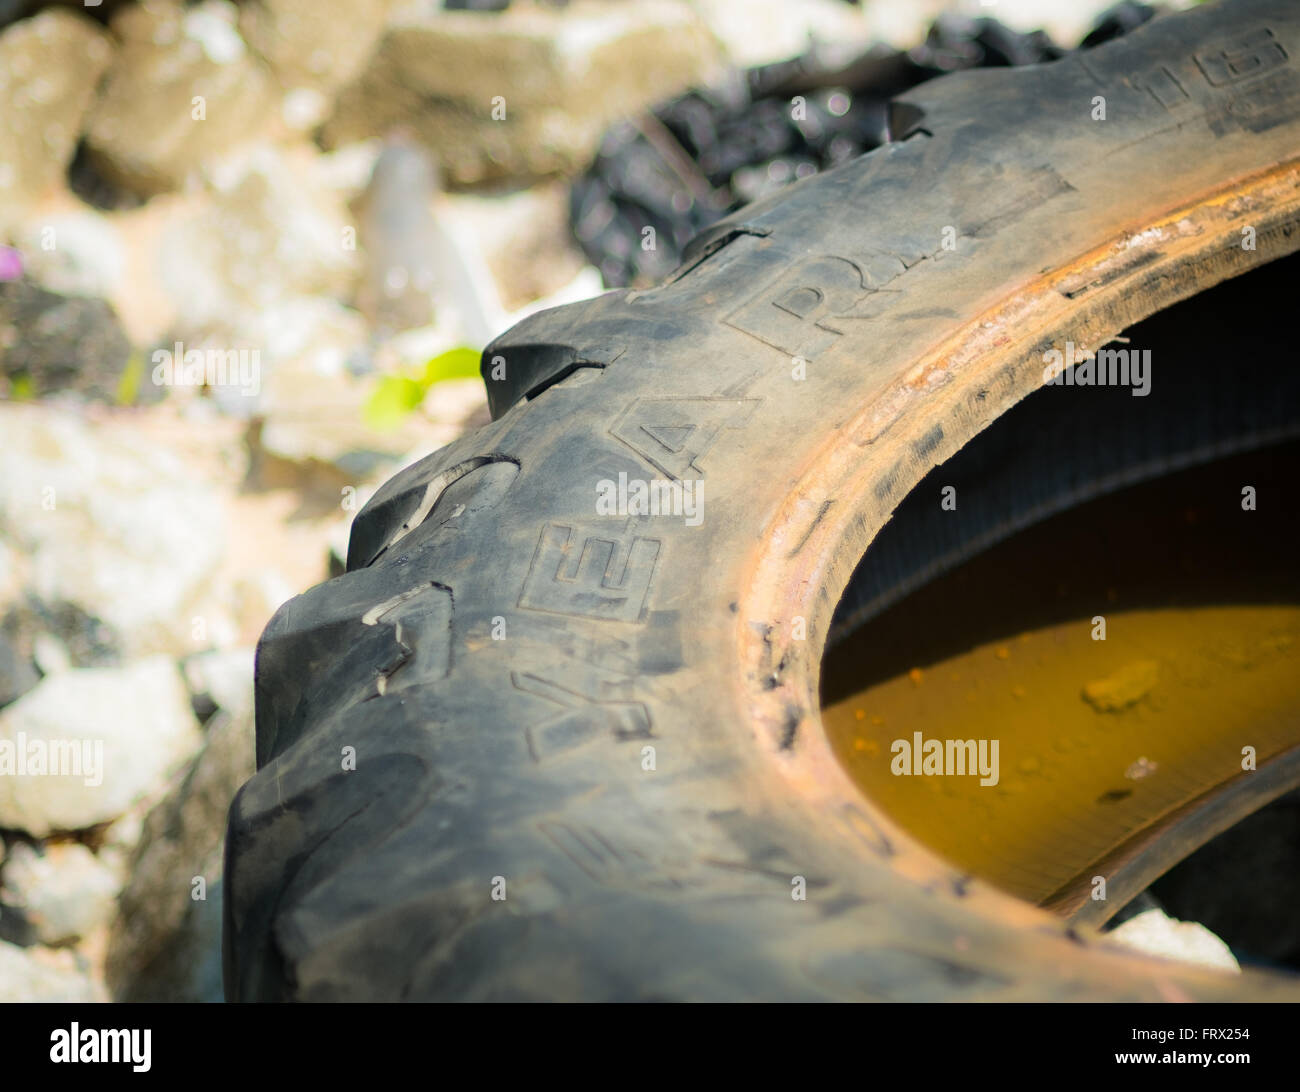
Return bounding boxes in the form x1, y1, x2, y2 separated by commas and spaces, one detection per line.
15, 210, 128, 300
0, 938, 106, 1001
436, 182, 587, 314
252, 298, 458, 471
281, 87, 329, 131
938, 0, 1180, 48
692, 0, 873, 68
31, 633, 71, 677
1, 841, 121, 945
160, 145, 359, 328
1108, 908, 1240, 973
84, 0, 274, 194
184, 1, 246, 65
182, 647, 255, 722
311, 141, 382, 197
240, 0, 396, 99
0, 404, 227, 656
0, 656, 203, 836
0, 11, 114, 234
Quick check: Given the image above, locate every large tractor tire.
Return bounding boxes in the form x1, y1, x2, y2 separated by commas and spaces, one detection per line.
225, 0, 1300, 1001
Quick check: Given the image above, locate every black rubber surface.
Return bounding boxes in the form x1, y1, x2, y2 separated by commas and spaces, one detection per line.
225, 0, 1300, 1001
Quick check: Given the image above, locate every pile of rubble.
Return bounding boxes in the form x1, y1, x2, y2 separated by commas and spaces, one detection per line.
0, 0, 894, 1005
0, 0, 1159, 1001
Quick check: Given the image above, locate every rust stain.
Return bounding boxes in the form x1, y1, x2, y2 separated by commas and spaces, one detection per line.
730, 156, 1300, 981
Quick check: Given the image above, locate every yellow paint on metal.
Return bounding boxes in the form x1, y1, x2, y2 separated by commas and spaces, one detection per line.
824, 604, 1300, 904
821, 440, 1300, 906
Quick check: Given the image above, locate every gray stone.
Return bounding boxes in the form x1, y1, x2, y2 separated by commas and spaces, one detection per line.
240, 0, 396, 101
353, 138, 446, 338
84, 0, 276, 195
0, 278, 133, 402
0, 656, 203, 836
0, 630, 38, 710
0, 9, 113, 233
0, 840, 120, 945
323, 0, 725, 187
0, 404, 227, 655
1, 597, 123, 678
106, 706, 255, 1002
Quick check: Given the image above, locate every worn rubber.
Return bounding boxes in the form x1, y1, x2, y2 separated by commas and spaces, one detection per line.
226, 0, 1300, 1001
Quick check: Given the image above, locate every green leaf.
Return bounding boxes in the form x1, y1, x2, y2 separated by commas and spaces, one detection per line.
363, 374, 428, 431
421, 346, 482, 387
116, 351, 145, 406
363, 346, 482, 432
